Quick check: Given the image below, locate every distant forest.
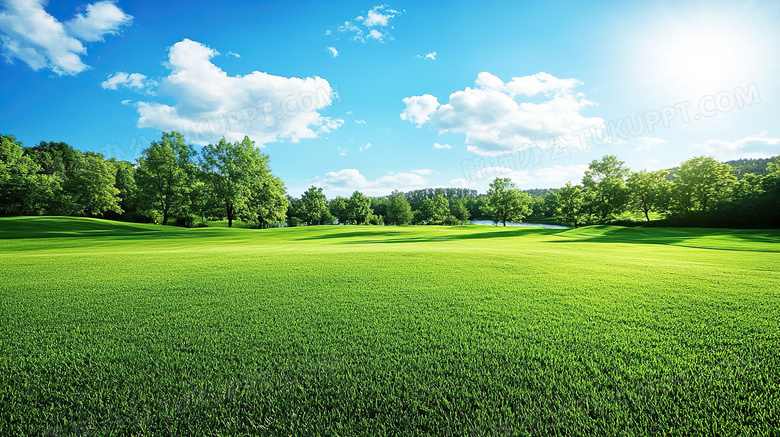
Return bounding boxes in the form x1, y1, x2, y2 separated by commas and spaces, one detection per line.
2, 132, 779, 228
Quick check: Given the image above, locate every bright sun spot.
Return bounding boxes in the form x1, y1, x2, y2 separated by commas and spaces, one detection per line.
661, 31, 747, 90
637, 12, 764, 97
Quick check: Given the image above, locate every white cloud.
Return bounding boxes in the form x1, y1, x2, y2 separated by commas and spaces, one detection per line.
101, 72, 154, 91
690, 132, 780, 161
331, 5, 401, 43
401, 72, 603, 155
326, 46, 338, 57
226, 51, 240, 58
411, 169, 434, 175
360, 5, 398, 27
448, 178, 477, 188
365, 142, 372, 148
635, 136, 667, 152
337, 147, 347, 156
533, 164, 588, 186
0, 0, 131, 75
399, 94, 440, 126
415, 51, 437, 60
127, 39, 339, 146
433, 142, 451, 149
66, 1, 132, 42
318, 117, 344, 134
355, 119, 366, 125
319, 168, 428, 197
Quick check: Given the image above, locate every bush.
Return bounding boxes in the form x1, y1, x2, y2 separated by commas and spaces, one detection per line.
175, 215, 195, 228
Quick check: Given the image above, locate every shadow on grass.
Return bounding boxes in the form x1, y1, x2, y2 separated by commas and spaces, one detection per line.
307, 227, 563, 245
552, 226, 780, 252
0, 216, 230, 241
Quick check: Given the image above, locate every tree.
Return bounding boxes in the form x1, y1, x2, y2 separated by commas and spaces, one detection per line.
582, 155, 629, 222
347, 191, 372, 225
543, 191, 559, 217
105, 158, 138, 220
200, 136, 275, 228
386, 192, 413, 225
556, 183, 587, 228
250, 173, 288, 228
483, 178, 532, 226
329, 196, 350, 224
1, 134, 42, 215
371, 197, 390, 218
136, 132, 197, 225
420, 194, 450, 225
300, 186, 329, 225
67, 152, 121, 216
450, 198, 470, 225
626, 170, 671, 222
671, 156, 736, 214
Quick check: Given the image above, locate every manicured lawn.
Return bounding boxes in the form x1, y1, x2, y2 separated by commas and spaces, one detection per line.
1, 217, 778, 435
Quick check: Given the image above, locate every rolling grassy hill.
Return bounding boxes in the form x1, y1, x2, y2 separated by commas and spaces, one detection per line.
1, 217, 779, 435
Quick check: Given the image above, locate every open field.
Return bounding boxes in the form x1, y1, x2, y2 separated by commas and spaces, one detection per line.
1, 217, 779, 435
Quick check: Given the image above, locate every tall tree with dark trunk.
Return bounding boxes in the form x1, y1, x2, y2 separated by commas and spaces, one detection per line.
626, 169, 671, 221
136, 132, 196, 225
582, 155, 630, 222
200, 136, 284, 228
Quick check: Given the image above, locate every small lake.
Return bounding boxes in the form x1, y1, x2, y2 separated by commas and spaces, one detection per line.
469, 220, 570, 230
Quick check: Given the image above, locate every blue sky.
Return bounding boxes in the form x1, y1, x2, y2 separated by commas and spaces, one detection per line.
2, 0, 779, 197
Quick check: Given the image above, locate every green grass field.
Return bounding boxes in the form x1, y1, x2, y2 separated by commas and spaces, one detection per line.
1, 217, 779, 435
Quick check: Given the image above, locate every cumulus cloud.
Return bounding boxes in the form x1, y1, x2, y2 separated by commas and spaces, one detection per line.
399, 94, 440, 126
100, 71, 154, 90
66, 1, 132, 42
690, 132, 780, 161
635, 136, 667, 152
126, 39, 340, 146
326, 46, 338, 57
433, 142, 451, 149
331, 5, 402, 43
0, 0, 131, 75
401, 72, 603, 155
319, 168, 428, 196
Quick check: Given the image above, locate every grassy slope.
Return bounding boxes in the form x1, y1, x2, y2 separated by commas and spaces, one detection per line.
1, 217, 779, 435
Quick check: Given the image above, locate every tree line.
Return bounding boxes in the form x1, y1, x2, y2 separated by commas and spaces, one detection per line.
1, 132, 286, 228
2, 131, 779, 228
546, 154, 780, 228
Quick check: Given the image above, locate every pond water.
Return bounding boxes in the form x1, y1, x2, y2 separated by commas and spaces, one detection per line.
469, 220, 570, 230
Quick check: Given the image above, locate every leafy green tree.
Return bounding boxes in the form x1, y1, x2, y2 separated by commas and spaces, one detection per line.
582, 155, 629, 222
201, 136, 274, 228
136, 132, 197, 225
67, 152, 121, 216
250, 174, 288, 228
450, 198, 470, 224
543, 191, 559, 217
386, 191, 413, 225
329, 196, 350, 224
483, 178, 532, 226
286, 195, 304, 227
300, 186, 329, 225
556, 183, 587, 228
626, 170, 672, 222
420, 194, 450, 225
671, 156, 736, 214
371, 197, 390, 218
347, 191, 372, 225
0, 134, 42, 215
